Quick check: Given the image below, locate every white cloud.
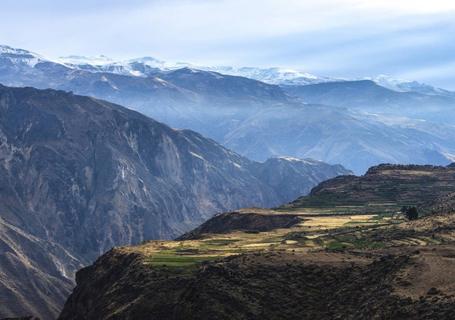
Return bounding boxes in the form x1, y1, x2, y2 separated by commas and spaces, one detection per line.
1, 0, 454, 88
346, 0, 455, 14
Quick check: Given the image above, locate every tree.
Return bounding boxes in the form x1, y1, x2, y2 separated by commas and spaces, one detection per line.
403, 206, 418, 220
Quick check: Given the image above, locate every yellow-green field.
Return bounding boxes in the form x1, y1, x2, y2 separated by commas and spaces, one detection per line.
123, 211, 405, 268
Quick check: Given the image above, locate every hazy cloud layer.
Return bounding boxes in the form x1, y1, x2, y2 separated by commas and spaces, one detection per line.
1, 0, 454, 88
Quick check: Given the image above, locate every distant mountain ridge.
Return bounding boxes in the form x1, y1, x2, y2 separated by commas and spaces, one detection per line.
54, 48, 449, 94
283, 80, 455, 123
1, 45, 445, 94
3, 45, 455, 174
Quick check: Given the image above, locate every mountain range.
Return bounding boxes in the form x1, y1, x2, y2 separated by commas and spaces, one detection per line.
55, 52, 451, 94
0, 84, 349, 319
2, 45, 455, 174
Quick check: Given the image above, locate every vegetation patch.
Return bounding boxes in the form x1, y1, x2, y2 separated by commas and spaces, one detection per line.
145, 251, 219, 268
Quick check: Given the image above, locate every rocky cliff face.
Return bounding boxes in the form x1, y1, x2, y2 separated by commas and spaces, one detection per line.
0, 85, 348, 319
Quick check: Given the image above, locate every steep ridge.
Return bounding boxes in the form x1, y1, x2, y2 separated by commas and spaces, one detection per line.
0, 84, 348, 319
59, 164, 455, 319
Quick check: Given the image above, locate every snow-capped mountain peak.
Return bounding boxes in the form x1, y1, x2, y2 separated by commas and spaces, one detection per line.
1, 44, 451, 96
194, 66, 337, 85
369, 74, 452, 96
56, 55, 175, 77
0, 45, 46, 67
0, 45, 40, 56
128, 56, 165, 67
275, 156, 323, 165
51, 50, 337, 85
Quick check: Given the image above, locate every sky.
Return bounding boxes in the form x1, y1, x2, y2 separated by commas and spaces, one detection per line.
1, 0, 455, 89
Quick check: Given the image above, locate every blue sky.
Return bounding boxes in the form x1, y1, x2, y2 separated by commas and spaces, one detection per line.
1, 0, 455, 89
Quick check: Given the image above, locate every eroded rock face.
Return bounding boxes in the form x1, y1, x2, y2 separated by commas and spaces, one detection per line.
0, 85, 347, 319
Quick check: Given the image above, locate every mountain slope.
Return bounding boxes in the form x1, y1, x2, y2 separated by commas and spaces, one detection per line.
0, 84, 348, 319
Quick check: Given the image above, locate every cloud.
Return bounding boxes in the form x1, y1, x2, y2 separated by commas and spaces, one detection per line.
0, 0, 454, 88
346, 0, 455, 14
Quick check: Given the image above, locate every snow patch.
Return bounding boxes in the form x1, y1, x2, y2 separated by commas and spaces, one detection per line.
276, 156, 320, 165
189, 151, 205, 161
